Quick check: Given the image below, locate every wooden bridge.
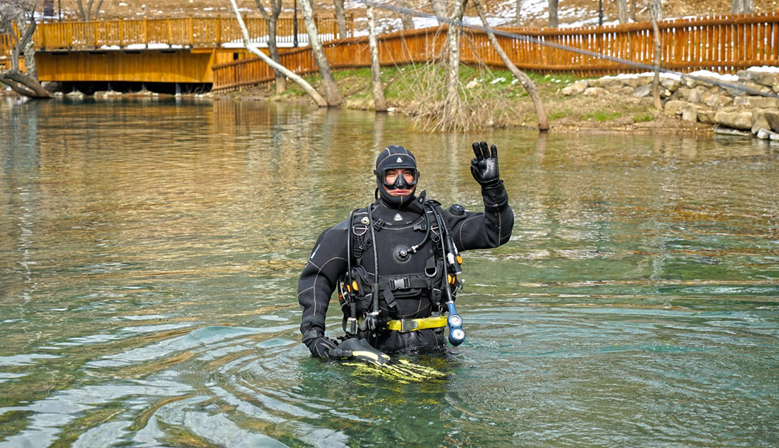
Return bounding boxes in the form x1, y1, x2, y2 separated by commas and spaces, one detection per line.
1, 12, 778, 91
0, 15, 349, 84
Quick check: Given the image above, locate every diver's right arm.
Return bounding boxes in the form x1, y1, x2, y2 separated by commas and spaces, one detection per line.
297, 220, 350, 357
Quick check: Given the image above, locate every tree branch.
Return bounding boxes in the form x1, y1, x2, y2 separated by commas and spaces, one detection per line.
228, 0, 327, 107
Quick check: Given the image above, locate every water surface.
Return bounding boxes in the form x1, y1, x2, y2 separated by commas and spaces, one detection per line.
1, 97, 778, 447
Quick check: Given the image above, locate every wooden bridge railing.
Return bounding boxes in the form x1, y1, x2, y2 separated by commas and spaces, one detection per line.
1, 33, 12, 58
213, 12, 779, 92
2, 15, 350, 53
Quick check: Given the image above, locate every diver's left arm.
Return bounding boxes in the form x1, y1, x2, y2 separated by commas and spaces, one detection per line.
446, 141, 514, 250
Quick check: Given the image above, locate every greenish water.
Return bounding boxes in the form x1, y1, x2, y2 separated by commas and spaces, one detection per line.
1, 97, 778, 447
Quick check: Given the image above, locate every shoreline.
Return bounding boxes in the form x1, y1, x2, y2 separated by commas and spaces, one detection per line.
0, 73, 719, 136
214, 70, 717, 135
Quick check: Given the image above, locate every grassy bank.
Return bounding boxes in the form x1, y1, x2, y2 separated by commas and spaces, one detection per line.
221, 64, 712, 133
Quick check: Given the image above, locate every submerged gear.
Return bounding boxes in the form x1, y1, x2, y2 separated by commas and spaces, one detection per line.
328, 337, 391, 365
330, 338, 448, 383
374, 145, 419, 209
298, 141, 513, 355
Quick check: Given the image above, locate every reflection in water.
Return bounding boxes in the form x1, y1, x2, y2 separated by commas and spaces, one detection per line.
0, 98, 778, 447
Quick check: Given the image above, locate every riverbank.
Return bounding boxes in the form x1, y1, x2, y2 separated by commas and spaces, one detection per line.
217, 65, 714, 134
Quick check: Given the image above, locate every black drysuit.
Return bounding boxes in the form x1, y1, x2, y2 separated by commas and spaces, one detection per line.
298, 183, 513, 353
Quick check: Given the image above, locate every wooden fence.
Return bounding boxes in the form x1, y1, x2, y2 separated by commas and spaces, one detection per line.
213, 12, 779, 92
1, 15, 350, 54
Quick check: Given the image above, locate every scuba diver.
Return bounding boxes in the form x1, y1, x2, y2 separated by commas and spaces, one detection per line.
298, 142, 513, 359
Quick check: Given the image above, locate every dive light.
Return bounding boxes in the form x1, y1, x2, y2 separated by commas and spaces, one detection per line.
445, 301, 465, 346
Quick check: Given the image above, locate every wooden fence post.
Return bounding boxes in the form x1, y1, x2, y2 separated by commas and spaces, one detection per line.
217, 15, 222, 46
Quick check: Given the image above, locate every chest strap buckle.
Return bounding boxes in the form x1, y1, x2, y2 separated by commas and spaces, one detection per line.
390, 277, 410, 290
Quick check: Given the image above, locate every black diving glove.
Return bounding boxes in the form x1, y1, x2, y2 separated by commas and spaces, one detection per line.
302, 330, 338, 358
470, 141, 501, 188
327, 338, 391, 366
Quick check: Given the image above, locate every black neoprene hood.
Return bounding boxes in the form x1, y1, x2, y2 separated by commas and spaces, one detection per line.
375, 145, 418, 174
375, 145, 419, 208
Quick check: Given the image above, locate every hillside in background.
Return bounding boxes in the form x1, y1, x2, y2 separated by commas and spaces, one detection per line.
55, 0, 777, 33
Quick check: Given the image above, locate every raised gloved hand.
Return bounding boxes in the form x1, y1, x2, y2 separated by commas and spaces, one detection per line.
302, 330, 338, 358
327, 337, 391, 366
470, 141, 500, 188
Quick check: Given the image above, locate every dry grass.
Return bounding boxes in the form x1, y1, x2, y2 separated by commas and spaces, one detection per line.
226, 63, 711, 133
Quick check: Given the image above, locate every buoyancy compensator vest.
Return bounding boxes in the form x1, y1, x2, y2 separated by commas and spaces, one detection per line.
337, 192, 464, 341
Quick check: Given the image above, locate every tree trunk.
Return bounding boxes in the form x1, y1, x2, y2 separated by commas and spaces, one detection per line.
0, 71, 52, 98
515, 0, 523, 27
430, 0, 447, 24
253, 0, 286, 93
616, 0, 629, 24
473, 0, 548, 131
267, 19, 286, 93
76, 0, 86, 20
15, 11, 38, 81
648, 0, 662, 112
732, 0, 754, 14
229, 0, 326, 106
0, 8, 49, 99
333, 0, 347, 39
396, 0, 415, 31
76, 0, 104, 21
548, 0, 558, 28
94, 0, 105, 20
300, 0, 342, 106
444, 0, 466, 112
367, 5, 387, 112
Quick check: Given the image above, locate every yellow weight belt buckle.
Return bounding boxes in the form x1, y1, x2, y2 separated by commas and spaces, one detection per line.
387, 315, 448, 333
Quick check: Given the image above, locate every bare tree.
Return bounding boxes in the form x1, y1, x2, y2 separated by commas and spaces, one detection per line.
75, 0, 104, 21
444, 0, 466, 113
731, 0, 754, 14
616, 0, 629, 24
299, 0, 342, 106
366, 3, 387, 111
630, 0, 637, 21
473, 0, 548, 131
333, 0, 347, 39
229, 0, 326, 106
253, 0, 286, 93
0, 0, 51, 98
515, 0, 523, 27
548, 0, 558, 28
396, 0, 415, 31
430, 0, 447, 24
647, 0, 662, 111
